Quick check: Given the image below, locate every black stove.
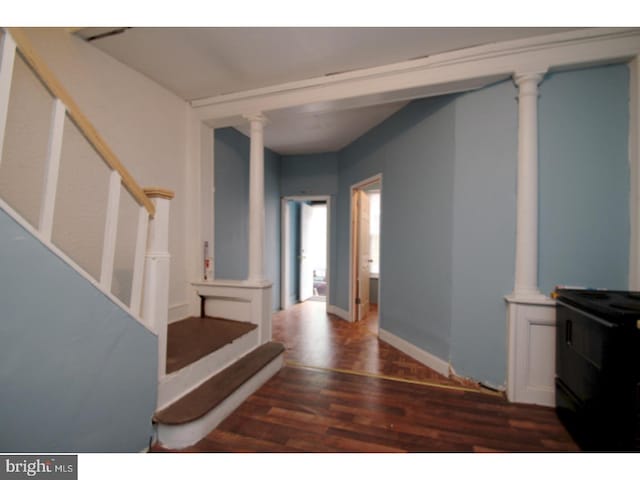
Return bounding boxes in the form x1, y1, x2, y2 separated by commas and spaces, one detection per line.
555, 289, 640, 322
554, 288, 640, 451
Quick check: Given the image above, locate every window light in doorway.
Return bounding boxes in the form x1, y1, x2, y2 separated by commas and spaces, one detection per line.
369, 192, 380, 275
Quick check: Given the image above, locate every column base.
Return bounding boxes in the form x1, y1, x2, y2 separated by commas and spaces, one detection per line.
506, 299, 557, 406
505, 289, 554, 306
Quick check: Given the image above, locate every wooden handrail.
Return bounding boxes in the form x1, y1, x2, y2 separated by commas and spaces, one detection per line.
6, 28, 156, 217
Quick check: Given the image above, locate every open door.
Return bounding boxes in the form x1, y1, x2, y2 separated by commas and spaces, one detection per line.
351, 175, 381, 322
356, 190, 371, 321
299, 202, 314, 302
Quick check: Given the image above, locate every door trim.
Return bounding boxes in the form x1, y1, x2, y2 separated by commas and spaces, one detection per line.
280, 195, 332, 310
349, 174, 382, 323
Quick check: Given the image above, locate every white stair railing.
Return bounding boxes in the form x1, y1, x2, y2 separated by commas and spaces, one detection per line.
0, 28, 172, 342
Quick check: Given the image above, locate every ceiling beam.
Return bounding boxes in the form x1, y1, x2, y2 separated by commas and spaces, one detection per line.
192, 27, 640, 127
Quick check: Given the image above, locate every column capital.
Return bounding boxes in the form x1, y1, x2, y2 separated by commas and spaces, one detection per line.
513, 71, 546, 89
242, 112, 268, 125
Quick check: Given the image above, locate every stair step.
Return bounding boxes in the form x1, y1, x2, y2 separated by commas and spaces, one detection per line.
166, 316, 257, 374
155, 341, 285, 425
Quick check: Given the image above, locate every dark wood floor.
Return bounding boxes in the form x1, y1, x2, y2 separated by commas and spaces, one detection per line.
272, 301, 480, 389
153, 365, 579, 452
152, 300, 580, 453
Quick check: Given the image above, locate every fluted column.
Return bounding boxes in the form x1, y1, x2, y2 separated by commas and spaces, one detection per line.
512, 72, 545, 300
245, 113, 267, 282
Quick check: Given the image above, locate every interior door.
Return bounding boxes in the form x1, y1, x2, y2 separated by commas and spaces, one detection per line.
299, 202, 314, 301
357, 191, 371, 321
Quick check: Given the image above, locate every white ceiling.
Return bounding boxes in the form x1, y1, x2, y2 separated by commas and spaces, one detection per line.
77, 27, 579, 155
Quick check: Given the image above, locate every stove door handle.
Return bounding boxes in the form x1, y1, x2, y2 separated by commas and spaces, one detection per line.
566, 318, 573, 345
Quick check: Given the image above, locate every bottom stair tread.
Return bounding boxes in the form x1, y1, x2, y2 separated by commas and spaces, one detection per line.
155, 341, 284, 425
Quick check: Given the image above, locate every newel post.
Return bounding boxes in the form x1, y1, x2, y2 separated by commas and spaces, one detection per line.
141, 187, 175, 383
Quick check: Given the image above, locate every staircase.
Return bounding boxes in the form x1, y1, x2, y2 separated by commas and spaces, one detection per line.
153, 277, 282, 448
154, 316, 284, 449
0, 28, 283, 451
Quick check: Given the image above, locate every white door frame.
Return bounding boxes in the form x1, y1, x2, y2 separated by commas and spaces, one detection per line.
280, 195, 332, 310
349, 174, 382, 323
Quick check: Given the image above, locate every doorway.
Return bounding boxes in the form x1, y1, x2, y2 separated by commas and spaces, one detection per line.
280, 195, 331, 310
350, 174, 382, 323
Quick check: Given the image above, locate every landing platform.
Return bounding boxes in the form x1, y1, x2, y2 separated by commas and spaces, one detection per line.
166, 316, 257, 374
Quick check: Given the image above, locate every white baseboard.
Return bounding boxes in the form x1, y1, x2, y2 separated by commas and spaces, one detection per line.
169, 303, 190, 323
378, 328, 450, 377
327, 304, 350, 321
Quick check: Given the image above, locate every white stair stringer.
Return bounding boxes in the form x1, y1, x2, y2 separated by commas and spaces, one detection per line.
0, 199, 152, 333
155, 352, 284, 449
157, 327, 259, 410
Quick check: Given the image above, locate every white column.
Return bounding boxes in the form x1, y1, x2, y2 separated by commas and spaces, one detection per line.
244, 113, 267, 283
512, 72, 545, 300
506, 71, 557, 407
141, 188, 174, 385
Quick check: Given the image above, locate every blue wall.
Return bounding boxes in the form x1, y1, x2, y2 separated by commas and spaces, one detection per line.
265, 146, 282, 309
280, 153, 339, 196
214, 128, 249, 280
332, 64, 628, 386
338, 96, 458, 360
214, 64, 630, 387
214, 128, 281, 309
287, 201, 301, 304
449, 80, 518, 386
0, 209, 157, 452
538, 64, 630, 295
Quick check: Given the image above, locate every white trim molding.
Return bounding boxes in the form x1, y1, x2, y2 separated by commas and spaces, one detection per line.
378, 328, 450, 378
0, 199, 154, 334
193, 28, 640, 126
349, 174, 383, 324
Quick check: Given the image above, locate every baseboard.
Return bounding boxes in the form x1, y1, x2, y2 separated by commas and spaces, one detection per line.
169, 303, 190, 323
327, 304, 350, 321
378, 328, 450, 377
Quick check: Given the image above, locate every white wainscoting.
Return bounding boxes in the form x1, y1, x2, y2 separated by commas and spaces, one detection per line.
506, 297, 557, 406
192, 279, 273, 344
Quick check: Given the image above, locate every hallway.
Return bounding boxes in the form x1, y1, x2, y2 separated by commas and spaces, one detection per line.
152, 301, 579, 452
272, 301, 476, 389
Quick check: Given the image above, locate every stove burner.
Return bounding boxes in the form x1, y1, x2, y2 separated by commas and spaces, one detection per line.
625, 292, 640, 300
